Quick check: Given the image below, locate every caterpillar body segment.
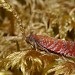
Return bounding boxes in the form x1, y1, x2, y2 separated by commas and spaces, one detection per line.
26, 34, 75, 57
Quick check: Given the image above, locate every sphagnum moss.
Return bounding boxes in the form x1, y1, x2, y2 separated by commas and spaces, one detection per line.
0, 0, 75, 75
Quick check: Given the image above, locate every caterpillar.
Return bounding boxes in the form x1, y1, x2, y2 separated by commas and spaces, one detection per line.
26, 34, 75, 58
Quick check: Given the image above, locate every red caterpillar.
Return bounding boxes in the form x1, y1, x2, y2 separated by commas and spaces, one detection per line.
26, 34, 75, 57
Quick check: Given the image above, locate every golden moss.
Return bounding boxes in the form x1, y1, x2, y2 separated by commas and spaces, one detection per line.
0, 0, 75, 75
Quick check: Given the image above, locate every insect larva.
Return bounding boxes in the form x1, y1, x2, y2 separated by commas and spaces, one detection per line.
26, 34, 75, 57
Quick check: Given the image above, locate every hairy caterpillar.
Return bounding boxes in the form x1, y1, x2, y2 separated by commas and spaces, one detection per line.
26, 34, 75, 57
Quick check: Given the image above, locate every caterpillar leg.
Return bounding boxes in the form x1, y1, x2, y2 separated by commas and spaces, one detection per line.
36, 42, 51, 54
33, 42, 38, 51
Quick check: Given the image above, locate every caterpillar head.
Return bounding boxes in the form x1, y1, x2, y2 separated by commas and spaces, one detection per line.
26, 34, 36, 45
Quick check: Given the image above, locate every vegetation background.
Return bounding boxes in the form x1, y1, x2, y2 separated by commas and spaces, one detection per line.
0, 0, 75, 75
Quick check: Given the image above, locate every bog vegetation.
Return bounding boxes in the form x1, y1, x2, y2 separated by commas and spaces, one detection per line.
0, 0, 75, 75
